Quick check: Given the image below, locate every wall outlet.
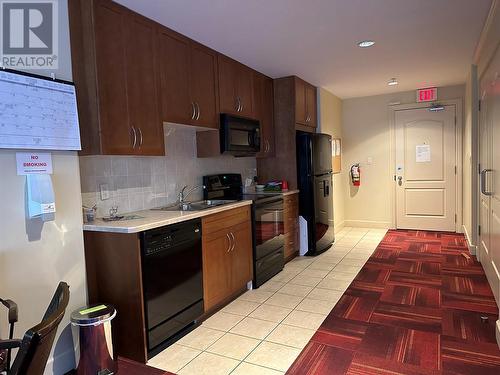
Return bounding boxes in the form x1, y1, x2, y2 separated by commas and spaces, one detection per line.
100, 183, 110, 200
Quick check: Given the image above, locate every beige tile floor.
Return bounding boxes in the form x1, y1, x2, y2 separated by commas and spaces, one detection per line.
147, 226, 387, 374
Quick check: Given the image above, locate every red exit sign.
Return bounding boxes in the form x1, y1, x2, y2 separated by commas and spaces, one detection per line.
416, 87, 437, 102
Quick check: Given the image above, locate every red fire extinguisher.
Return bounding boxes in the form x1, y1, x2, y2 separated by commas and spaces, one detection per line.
350, 164, 360, 186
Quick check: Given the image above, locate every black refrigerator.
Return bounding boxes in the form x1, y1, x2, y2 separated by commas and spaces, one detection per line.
296, 131, 335, 255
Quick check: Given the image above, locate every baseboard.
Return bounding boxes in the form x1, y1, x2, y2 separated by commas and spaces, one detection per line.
334, 220, 345, 234
44, 347, 75, 375
462, 224, 477, 255
343, 220, 392, 229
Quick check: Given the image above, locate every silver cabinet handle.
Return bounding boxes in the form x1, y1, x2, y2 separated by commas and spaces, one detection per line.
239, 98, 244, 112
230, 232, 236, 251
130, 126, 137, 149
235, 97, 240, 112
481, 169, 494, 196
191, 102, 196, 120
226, 233, 231, 252
195, 102, 200, 120
138, 127, 143, 148
265, 139, 270, 153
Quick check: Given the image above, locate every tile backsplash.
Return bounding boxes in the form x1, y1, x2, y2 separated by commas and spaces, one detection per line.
80, 126, 256, 218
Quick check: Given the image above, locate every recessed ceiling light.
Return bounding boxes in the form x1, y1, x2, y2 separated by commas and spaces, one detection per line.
388, 78, 398, 86
357, 40, 375, 48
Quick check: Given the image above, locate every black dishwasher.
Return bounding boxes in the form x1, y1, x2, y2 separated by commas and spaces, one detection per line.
141, 218, 203, 356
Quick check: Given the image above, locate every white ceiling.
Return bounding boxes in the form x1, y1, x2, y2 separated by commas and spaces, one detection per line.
115, 0, 491, 98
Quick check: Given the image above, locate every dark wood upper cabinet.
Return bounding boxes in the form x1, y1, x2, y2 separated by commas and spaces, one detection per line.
69, 0, 164, 155
305, 83, 317, 128
255, 73, 275, 158
295, 78, 307, 125
91, 0, 131, 155
157, 29, 218, 129
295, 77, 317, 129
157, 30, 192, 126
218, 55, 255, 118
125, 14, 164, 155
189, 43, 218, 128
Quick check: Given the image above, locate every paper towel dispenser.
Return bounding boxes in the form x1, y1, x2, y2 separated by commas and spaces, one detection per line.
26, 174, 56, 221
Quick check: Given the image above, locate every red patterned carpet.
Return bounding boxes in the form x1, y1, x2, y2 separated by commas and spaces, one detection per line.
287, 230, 500, 375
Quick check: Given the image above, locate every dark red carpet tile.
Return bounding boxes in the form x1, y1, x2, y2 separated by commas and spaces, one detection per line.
371, 302, 442, 333
388, 270, 442, 289
330, 289, 381, 323
357, 324, 441, 370
442, 274, 494, 296
441, 291, 499, 314
347, 354, 441, 375
441, 336, 500, 374
394, 259, 441, 275
286, 341, 354, 375
442, 308, 498, 343
380, 285, 441, 308
315, 318, 371, 351
287, 229, 500, 375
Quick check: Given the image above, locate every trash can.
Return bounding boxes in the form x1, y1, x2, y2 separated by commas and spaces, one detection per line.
71, 304, 117, 375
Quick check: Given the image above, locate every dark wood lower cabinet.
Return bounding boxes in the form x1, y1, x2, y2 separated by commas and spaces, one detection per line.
202, 205, 253, 312
284, 193, 299, 261
82, 205, 253, 363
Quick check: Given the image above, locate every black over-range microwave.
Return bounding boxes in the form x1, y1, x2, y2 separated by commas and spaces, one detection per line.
220, 114, 260, 156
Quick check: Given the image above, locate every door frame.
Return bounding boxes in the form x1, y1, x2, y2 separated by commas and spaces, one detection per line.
388, 99, 463, 232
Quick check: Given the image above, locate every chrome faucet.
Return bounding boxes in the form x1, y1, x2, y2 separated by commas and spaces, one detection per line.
178, 185, 205, 205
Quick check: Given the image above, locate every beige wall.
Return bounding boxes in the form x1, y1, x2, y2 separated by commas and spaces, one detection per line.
0, 1, 87, 374
318, 88, 344, 232
341, 85, 465, 228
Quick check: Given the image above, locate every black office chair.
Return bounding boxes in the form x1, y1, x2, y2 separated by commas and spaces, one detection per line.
0, 282, 70, 375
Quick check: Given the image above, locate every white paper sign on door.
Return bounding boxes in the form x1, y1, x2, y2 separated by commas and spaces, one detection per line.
416, 145, 431, 163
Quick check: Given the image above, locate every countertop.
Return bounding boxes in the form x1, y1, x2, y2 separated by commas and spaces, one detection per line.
83, 200, 253, 234
244, 188, 299, 196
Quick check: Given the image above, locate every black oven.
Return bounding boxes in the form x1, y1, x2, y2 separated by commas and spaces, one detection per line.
203, 173, 285, 289
220, 114, 260, 156
252, 196, 285, 287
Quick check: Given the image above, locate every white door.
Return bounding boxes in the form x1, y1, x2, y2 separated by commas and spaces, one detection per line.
478, 47, 500, 302
395, 106, 457, 231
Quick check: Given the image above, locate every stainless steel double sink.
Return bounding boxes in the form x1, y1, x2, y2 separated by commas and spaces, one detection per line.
152, 199, 237, 212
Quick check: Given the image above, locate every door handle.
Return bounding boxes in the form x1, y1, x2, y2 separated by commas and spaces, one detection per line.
481, 169, 494, 196
138, 127, 143, 148
195, 102, 200, 120
226, 233, 231, 252
130, 126, 137, 149
191, 102, 196, 120
230, 232, 236, 251
397, 176, 403, 186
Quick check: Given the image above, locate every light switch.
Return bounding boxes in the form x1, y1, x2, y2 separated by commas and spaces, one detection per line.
100, 183, 110, 200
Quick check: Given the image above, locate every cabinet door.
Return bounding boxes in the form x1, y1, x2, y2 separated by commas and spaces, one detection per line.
256, 75, 275, 158
125, 14, 164, 155
93, 0, 133, 155
190, 44, 218, 129
202, 230, 232, 311
305, 84, 317, 128
157, 29, 193, 126
218, 55, 239, 114
230, 221, 253, 291
236, 64, 254, 118
295, 78, 307, 125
